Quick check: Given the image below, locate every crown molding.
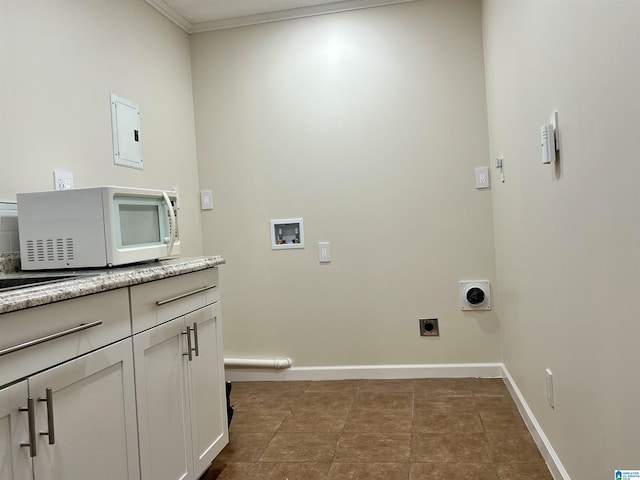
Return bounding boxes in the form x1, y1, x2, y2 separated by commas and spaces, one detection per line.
146, 0, 416, 33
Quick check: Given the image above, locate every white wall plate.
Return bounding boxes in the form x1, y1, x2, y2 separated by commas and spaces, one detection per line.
459, 280, 491, 310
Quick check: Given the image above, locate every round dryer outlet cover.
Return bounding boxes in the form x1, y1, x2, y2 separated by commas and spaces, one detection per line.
459, 281, 491, 310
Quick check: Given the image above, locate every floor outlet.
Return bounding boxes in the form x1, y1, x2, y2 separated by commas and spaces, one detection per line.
419, 318, 439, 336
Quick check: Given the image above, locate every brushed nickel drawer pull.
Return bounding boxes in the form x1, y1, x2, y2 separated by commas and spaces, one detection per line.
0, 321, 103, 357
192, 322, 199, 357
182, 327, 193, 362
155, 285, 216, 306
39, 388, 55, 445
19, 397, 37, 457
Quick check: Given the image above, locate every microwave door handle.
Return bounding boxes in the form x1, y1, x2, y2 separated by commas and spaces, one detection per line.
162, 191, 176, 256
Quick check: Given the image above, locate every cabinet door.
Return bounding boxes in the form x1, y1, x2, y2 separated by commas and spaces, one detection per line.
134, 317, 193, 480
29, 339, 139, 480
0, 381, 32, 480
186, 302, 228, 477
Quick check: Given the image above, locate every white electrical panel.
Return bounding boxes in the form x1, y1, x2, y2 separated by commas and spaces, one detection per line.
110, 93, 142, 169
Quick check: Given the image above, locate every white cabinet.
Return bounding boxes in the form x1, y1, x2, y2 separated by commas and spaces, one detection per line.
187, 302, 227, 475
0, 288, 131, 388
133, 289, 227, 480
130, 268, 220, 334
0, 265, 226, 480
0, 381, 31, 480
29, 339, 139, 480
134, 316, 193, 480
0, 288, 136, 480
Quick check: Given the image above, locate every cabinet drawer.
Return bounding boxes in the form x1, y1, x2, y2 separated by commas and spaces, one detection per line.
130, 268, 219, 334
0, 288, 130, 387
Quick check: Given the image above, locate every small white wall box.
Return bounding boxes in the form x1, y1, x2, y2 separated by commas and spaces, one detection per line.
270, 218, 304, 250
460, 280, 491, 310
541, 110, 559, 165
110, 93, 142, 170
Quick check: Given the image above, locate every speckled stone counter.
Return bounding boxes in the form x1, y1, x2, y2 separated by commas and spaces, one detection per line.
0, 253, 20, 274
0, 256, 225, 314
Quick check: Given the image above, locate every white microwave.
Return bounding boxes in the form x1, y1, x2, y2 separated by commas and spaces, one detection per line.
17, 186, 180, 270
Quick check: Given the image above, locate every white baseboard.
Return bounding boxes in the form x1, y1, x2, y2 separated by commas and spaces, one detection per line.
225, 362, 503, 382
501, 365, 571, 480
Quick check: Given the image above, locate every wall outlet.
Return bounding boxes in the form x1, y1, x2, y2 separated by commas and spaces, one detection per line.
318, 242, 331, 263
419, 318, 439, 336
460, 280, 491, 310
53, 170, 74, 190
475, 166, 490, 189
171, 186, 180, 209
545, 368, 555, 408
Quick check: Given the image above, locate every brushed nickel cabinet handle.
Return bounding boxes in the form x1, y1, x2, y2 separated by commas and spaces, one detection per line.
155, 285, 215, 306
182, 327, 193, 361
192, 322, 199, 357
19, 397, 37, 457
38, 388, 55, 445
0, 321, 103, 357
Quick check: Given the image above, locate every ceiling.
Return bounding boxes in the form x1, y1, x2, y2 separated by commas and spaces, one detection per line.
145, 0, 416, 33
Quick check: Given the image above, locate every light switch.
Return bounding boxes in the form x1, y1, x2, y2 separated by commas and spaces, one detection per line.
318, 242, 331, 263
200, 190, 213, 210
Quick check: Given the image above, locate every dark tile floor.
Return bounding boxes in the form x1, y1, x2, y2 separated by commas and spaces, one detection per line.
202, 378, 554, 480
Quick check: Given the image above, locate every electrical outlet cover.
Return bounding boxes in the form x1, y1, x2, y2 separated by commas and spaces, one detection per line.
475, 167, 490, 189
419, 318, 439, 336
459, 281, 491, 310
53, 170, 74, 190
318, 242, 331, 263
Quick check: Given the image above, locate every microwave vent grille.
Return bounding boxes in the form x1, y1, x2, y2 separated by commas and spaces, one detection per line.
26, 238, 75, 263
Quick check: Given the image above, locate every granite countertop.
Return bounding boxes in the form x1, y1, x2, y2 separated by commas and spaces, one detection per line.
0, 256, 225, 314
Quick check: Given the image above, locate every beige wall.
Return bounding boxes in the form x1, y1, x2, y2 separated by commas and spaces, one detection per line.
191, 0, 500, 367
4, 0, 638, 475
482, 1, 640, 478
0, 0, 204, 255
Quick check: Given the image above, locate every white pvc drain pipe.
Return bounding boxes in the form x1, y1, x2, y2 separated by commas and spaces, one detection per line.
224, 357, 293, 369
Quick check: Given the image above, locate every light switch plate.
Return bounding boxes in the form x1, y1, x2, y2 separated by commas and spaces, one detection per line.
200, 190, 213, 210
